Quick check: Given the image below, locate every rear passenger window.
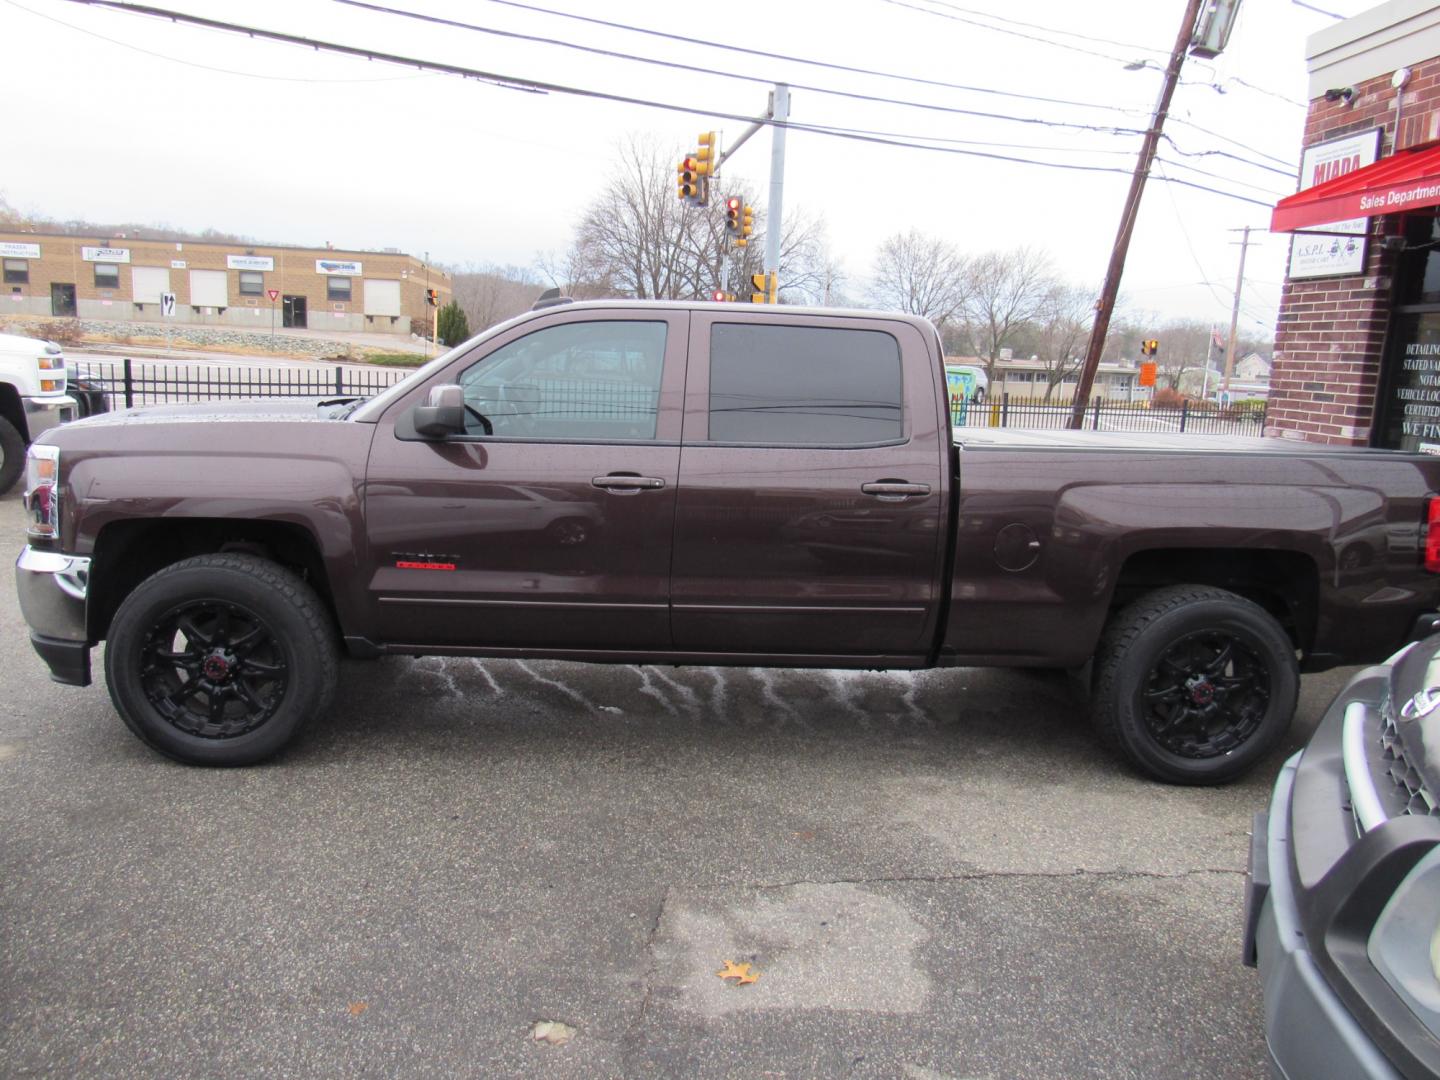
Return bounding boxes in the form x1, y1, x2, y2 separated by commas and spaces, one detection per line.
707, 324, 903, 445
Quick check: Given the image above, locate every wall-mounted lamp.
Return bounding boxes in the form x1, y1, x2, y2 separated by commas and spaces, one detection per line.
1323, 86, 1355, 104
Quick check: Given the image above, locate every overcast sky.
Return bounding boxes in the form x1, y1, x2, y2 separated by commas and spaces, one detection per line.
1, 0, 1377, 332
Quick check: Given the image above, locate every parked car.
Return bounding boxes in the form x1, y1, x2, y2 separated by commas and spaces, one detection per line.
0, 332, 78, 494
15, 298, 1440, 778
1245, 633, 1440, 1078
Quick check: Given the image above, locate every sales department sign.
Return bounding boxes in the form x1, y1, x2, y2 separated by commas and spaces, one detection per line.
315, 259, 362, 275
1288, 128, 1382, 280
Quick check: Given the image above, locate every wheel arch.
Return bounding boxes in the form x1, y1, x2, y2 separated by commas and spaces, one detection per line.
1108, 546, 1319, 656
87, 518, 336, 643
0, 383, 28, 442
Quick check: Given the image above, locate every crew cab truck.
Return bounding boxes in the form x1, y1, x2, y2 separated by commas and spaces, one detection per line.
0, 331, 76, 495
15, 300, 1440, 783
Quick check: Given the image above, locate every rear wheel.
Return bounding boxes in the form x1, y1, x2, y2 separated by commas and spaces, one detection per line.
104, 553, 338, 765
1091, 585, 1298, 785
0, 415, 24, 495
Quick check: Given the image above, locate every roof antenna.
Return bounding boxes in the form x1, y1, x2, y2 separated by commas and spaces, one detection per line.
532, 287, 574, 311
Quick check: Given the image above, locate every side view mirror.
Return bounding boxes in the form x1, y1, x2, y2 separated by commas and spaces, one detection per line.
413, 384, 466, 439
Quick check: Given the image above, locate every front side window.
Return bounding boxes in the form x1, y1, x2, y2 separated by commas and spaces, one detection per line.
327, 276, 352, 302
457, 320, 666, 440
94, 263, 120, 289
239, 270, 264, 295
707, 323, 903, 445
3, 259, 27, 284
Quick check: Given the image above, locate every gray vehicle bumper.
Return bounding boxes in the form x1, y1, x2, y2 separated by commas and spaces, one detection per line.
1251, 755, 1404, 1080
14, 546, 92, 686
22, 394, 77, 440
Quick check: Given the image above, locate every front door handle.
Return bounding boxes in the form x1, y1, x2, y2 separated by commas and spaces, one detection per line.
591, 474, 666, 491
861, 481, 931, 500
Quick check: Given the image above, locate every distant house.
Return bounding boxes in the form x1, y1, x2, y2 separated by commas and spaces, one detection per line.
946, 355, 1140, 401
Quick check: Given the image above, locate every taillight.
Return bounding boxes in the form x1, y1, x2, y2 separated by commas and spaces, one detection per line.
1427, 497, 1440, 573
23, 444, 60, 540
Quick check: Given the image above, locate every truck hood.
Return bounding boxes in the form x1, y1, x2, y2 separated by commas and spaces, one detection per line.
57, 397, 358, 430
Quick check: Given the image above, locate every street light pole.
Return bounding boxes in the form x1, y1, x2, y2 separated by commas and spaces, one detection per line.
1068, 0, 1206, 429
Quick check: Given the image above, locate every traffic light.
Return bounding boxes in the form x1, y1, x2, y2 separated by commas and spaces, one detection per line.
739, 203, 754, 247
696, 131, 715, 177
725, 196, 742, 236
677, 157, 700, 202
426, 288, 439, 307
750, 272, 769, 304
1140, 339, 1159, 357
711, 289, 735, 302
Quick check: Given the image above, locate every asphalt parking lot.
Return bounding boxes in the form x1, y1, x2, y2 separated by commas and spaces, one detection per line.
0, 490, 1355, 1079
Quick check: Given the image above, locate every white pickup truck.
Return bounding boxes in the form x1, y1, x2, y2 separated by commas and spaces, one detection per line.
0, 332, 78, 495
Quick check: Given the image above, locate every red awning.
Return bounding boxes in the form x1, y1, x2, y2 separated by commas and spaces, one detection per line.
1271, 142, 1440, 231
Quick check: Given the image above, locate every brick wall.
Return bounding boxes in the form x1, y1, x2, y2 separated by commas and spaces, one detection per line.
1270, 58, 1440, 444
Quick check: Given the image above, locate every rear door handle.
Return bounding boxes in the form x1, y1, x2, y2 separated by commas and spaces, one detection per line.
591, 474, 666, 491
861, 481, 931, 500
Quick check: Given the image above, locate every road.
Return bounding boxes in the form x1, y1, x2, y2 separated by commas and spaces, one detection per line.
0, 492, 1353, 1079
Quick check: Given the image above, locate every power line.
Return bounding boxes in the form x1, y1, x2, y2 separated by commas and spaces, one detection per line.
58, 0, 1274, 206
1153, 156, 1286, 198
908, 0, 1170, 56
456, 0, 1147, 116
1161, 136, 1297, 180
878, 0, 1138, 65
4, 0, 432, 83
332, 0, 1148, 134
1169, 116, 1298, 170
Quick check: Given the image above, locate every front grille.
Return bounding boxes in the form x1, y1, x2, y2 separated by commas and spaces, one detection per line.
1381, 704, 1440, 817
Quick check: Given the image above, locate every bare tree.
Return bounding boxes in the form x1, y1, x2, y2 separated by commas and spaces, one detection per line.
963, 247, 1055, 381
1034, 284, 1096, 400
564, 135, 832, 305
449, 262, 545, 333
869, 229, 969, 328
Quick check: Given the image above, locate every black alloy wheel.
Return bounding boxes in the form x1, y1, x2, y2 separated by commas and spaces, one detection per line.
139, 599, 289, 739
1091, 585, 1298, 785
105, 553, 338, 765
1139, 630, 1269, 759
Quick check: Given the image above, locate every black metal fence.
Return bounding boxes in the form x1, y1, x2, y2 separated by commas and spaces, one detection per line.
952, 395, 1268, 436
73, 358, 412, 409
71, 360, 1268, 438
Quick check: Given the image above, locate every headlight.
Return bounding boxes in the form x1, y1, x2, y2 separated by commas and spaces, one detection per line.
37, 356, 63, 370
1370, 844, 1440, 1034
23, 444, 60, 540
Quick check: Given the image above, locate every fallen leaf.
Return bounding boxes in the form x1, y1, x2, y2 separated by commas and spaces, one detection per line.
716, 960, 759, 986
347, 1002, 368, 1016
531, 1020, 576, 1045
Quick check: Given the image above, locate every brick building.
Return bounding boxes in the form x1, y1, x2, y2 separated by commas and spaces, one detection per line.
0, 232, 451, 337
1268, 1, 1440, 448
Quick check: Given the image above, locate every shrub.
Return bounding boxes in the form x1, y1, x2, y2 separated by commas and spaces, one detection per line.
436, 301, 470, 347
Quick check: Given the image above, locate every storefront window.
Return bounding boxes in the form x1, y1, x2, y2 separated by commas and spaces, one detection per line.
1375, 311, 1440, 453
1396, 213, 1440, 307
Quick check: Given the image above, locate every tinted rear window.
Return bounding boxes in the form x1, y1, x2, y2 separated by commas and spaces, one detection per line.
708, 324, 903, 444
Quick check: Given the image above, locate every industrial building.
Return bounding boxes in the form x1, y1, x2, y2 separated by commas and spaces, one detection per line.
0, 231, 451, 336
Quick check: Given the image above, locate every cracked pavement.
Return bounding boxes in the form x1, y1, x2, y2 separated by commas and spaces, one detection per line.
0, 493, 1353, 1078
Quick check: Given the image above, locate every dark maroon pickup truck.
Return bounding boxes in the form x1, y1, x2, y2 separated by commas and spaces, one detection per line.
16, 299, 1440, 782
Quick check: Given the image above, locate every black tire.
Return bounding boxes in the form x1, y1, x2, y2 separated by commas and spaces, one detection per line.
0, 415, 24, 496
1091, 585, 1298, 785
104, 553, 338, 766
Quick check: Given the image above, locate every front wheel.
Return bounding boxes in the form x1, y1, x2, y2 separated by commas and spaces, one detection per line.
104, 554, 338, 765
1090, 585, 1298, 785
0, 415, 24, 495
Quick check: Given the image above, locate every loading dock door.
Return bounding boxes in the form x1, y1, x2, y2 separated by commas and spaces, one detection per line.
363, 279, 401, 317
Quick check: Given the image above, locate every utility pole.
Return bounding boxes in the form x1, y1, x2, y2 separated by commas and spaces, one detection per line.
1222, 225, 1252, 394
1069, 0, 1206, 429
764, 83, 790, 301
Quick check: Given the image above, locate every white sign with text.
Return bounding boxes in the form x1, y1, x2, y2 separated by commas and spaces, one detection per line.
1288, 128, 1382, 280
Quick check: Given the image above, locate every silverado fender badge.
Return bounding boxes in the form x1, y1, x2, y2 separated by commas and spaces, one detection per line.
1401, 687, 1440, 720
394, 552, 459, 571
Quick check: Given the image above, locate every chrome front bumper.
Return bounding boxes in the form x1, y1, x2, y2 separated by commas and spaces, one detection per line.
15, 546, 92, 686
22, 394, 76, 440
